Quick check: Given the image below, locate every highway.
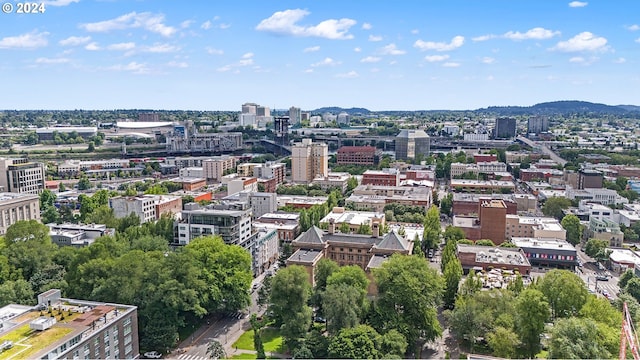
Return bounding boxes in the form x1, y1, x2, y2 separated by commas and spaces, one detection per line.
517, 136, 568, 166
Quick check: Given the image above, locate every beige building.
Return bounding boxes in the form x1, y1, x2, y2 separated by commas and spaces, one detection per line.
203, 155, 237, 182
0, 158, 46, 194
291, 139, 328, 183
505, 215, 566, 240
0, 192, 40, 235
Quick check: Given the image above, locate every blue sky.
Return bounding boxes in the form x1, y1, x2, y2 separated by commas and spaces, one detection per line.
1, 0, 639, 111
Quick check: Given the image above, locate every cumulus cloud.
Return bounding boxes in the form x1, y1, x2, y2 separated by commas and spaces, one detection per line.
206, 47, 224, 55
181, 20, 194, 29
569, 56, 585, 63
503, 27, 560, 40
360, 56, 381, 63
303, 46, 320, 52
378, 43, 406, 55
614, 57, 627, 63
335, 71, 358, 78
481, 57, 495, 64
217, 53, 255, 72
354, 47, 361, 52
472, 34, 495, 42
369, 35, 383, 42
424, 54, 449, 62
311, 57, 340, 67
35, 57, 70, 64
255, 9, 356, 40
145, 43, 179, 53
108, 61, 149, 74
414, 36, 464, 51
551, 32, 608, 52
80, 12, 177, 37
362, 23, 372, 30
443, 62, 460, 67
84, 42, 100, 51
201, 21, 212, 30
626, 24, 640, 31
568, 1, 588, 7
107, 42, 136, 51
167, 61, 188, 68
59, 36, 91, 46
0, 31, 48, 49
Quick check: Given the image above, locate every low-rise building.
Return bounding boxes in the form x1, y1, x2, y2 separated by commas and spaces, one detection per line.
109, 195, 182, 223
312, 172, 351, 193
253, 162, 286, 187
48, 223, 115, 247
450, 179, 515, 193
223, 191, 277, 219
346, 184, 432, 212
511, 237, 577, 269
457, 244, 531, 275
227, 177, 258, 196
362, 168, 400, 187
170, 177, 207, 192
253, 212, 300, 245
179, 167, 204, 178
588, 217, 624, 247
176, 203, 253, 247
608, 248, 640, 274
0, 289, 139, 360
320, 207, 386, 233
505, 215, 566, 240
336, 146, 377, 165
252, 228, 279, 276
566, 187, 627, 206
202, 155, 237, 182
276, 195, 328, 209
0, 192, 40, 235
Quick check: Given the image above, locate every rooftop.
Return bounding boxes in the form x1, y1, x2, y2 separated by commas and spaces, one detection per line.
457, 244, 530, 267
511, 237, 576, 251
608, 248, 640, 266
320, 209, 384, 226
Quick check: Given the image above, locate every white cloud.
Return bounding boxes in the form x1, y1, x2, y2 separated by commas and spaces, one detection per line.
167, 61, 188, 68
569, 56, 585, 63
108, 61, 149, 74
303, 46, 320, 52
145, 43, 180, 53
80, 12, 177, 37
411, 29, 419, 35
443, 62, 460, 67
486, 75, 494, 81
35, 57, 70, 64
568, 1, 588, 7
304, 69, 314, 73
360, 56, 381, 63
217, 65, 232, 72
218, 23, 231, 29
472, 34, 495, 42
636, 37, 640, 43
335, 71, 358, 78
107, 42, 136, 51
42, 0, 78, 6
242, 52, 254, 59
311, 57, 340, 67
614, 57, 627, 63
218, 53, 256, 72
378, 43, 406, 55
206, 47, 224, 55
201, 21, 212, 30
368, 35, 383, 42
59, 35, 91, 46
481, 56, 495, 64
84, 42, 100, 51
362, 23, 372, 30
354, 47, 361, 52
503, 27, 560, 40
551, 32, 608, 52
181, 20, 194, 29
627, 24, 640, 31
255, 9, 356, 40
414, 36, 464, 51
0, 31, 48, 49
424, 54, 449, 62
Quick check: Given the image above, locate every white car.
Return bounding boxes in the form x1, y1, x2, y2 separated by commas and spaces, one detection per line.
144, 351, 162, 359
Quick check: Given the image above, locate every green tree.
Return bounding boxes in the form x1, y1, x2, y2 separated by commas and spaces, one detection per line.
250, 315, 266, 359
327, 324, 381, 359
624, 277, 640, 303
372, 254, 443, 347
443, 258, 463, 309
515, 289, 550, 358
87, 142, 95, 152
441, 238, 458, 272
486, 326, 520, 359
474, 239, 495, 246
77, 176, 92, 190
40, 189, 56, 210
207, 339, 226, 359
443, 226, 466, 244
619, 269, 635, 290
3, 220, 56, 280
422, 205, 441, 250
459, 269, 482, 297
379, 329, 407, 358
542, 197, 572, 220
41, 206, 61, 224
548, 317, 612, 359
269, 265, 312, 349
584, 238, 611, 262
579, 295, 622, 329
539, 269, 588, 318
323, 283, 363, 335
561, 214, 583, 246
292, 343, 314, 359
440, 193, 453, 217
339, 222, 350, 233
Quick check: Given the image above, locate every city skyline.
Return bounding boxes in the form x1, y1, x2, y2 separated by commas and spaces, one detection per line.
1, 0, 639, 111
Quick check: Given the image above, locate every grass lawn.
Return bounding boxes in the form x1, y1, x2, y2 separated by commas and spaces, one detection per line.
0, 324, 73, 360
232, 328, 283, 353
228, 354, 278, 359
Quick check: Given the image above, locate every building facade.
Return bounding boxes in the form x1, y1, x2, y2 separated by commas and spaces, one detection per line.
109, 195, 181, 223
337, 146, 377, 165
395, 129, 430, 160
0, 158, 46, 194
0, 192, 40, 235
176, 203, 253, 247
362, 169, 400, 187
291, 139, 329, 183
203, 156, 237, 182
493, 117, 517, 139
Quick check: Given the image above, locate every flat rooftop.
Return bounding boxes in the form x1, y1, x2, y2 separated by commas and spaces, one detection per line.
511, 237, 576, 251
321, 210, 384, 226
287, 249, 323, 264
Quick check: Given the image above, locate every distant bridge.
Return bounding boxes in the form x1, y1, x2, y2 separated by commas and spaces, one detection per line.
517, 136, 567, 166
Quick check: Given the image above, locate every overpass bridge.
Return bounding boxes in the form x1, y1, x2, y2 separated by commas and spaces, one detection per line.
517, 136, 567, 166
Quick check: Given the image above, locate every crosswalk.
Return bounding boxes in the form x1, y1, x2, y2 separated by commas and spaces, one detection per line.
177, 354, 208, 360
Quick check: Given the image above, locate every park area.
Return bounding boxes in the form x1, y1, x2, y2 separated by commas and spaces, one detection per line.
229, 328, 284, 359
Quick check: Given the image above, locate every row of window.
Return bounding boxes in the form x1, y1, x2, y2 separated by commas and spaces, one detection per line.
524, 252, 575, 261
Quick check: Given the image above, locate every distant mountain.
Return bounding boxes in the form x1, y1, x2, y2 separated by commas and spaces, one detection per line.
479, 100, 635, 115
311, 107, 371, 115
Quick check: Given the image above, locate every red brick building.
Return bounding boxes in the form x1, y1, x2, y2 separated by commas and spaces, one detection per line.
473, 153, 498, 163
452, 194, 517, 216
362, 169, 400, 186
258, 177, 278, 193
479, 199, 507, 245
337, 146, 377, 165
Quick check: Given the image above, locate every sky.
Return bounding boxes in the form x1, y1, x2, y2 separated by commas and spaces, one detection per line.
1, 0, 639, 111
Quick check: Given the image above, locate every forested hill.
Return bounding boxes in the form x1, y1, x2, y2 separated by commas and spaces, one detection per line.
479, 100, 635, 116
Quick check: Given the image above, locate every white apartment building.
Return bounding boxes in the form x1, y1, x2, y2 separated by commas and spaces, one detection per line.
505, 215, 566, 240
0, 158, 46, 194
203, 156, 237, 182
0, 192, 40, 234
566, 187, 628, 206
109, 195, 182, 223
252, 228, 279, 276
176, 203, 254, 247
450, 161, 507, 178
291, 138, 328, 183
179, 167, 204, 178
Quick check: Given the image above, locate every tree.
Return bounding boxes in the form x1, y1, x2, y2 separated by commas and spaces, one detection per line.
542, 197, 572, 220
372, 254, 443, 347
207, 339, 226, 359
443, 226, 466, 244
87, 142, 95, 152
3, 220, 56, 280
443, 258, 463, 309
269, 265, 312, 349
579, 295, 622, 329
323, 283, 363, 335
459, 269, 482, 297
619, 269, 635, 290
624, 277, 640, 303
77, 176, 92, 190
440, 193, 453, 217
305, 326, 330, 358
339, 222, 350, 233
539, 269, 588, 318
561, 214, 583, 246
250, 315, 266, 359
474, 239, 495, 246
584, 238, 611, 261
41, 205, 61, 224
59, 182, 66, 192
548, 317, 612, 359
292, 343, 314, 359
40, 189, 56, 210
515, 289, 550, 358
441, 238, 458, 272
327, 324, 381, 359
422, 205, 441, 250
486, 326, 519, 359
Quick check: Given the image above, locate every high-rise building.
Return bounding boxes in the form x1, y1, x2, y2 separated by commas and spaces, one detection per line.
527, 116, 549, 135
493, 117, 517, 139
395, 130, 430, 160
203, 155, 237, 182
256, 106, 270, 117
479, 199, 507, 245
0, 192, 40, 234
289, 107, 301, 125
578, 169, 604, 189
176, 203, 254, 247
291, 139, 329, 183
138, 112, 160, 122
241, 103, 258, 114
0, 158, 46, 194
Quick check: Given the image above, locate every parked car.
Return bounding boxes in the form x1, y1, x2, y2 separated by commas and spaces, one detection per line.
596, 275, 609, 281
144, 351, 162, 359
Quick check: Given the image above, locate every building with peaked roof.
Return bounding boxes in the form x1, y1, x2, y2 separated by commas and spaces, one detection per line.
286, 219, 412, 293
